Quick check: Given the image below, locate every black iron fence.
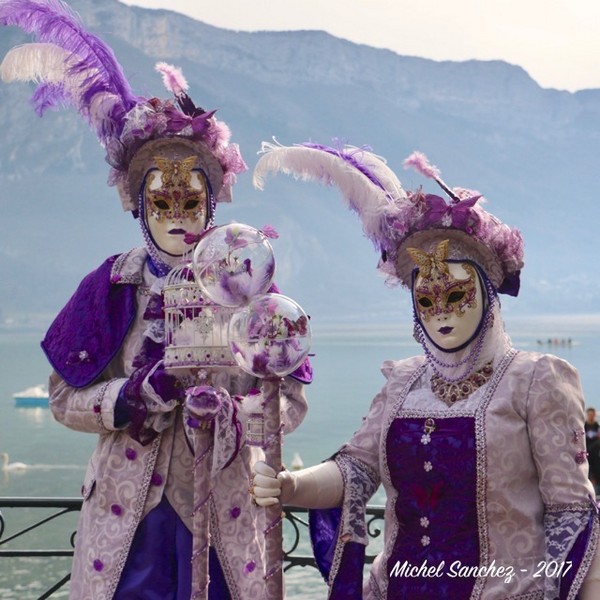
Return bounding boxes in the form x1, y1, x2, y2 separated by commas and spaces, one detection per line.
0, 497, 384, 599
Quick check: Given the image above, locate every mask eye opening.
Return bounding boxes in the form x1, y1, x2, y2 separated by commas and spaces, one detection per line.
153, 199, 170, 210
447, 290, 466, 304
183, 199, 201, 210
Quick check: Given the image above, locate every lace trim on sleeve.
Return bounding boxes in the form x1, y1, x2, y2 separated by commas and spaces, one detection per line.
543, 503, 599, 600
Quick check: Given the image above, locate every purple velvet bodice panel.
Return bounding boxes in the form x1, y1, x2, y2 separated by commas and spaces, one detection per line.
385, 416, 479, 599
41, 255, 136, 388
329, 542, 366, 599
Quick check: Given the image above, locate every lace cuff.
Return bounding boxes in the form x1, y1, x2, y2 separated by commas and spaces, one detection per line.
544, 502, 600, 600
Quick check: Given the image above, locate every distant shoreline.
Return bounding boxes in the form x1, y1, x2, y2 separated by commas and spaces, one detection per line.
3, 312, 600, 341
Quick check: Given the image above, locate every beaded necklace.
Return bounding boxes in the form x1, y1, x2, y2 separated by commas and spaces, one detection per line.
430, 361, 494, 405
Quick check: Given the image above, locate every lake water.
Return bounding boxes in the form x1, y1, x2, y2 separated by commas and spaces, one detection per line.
1, 314, 600, 598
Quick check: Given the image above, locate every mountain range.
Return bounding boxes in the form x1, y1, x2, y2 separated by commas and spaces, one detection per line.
0, 0, 599, 331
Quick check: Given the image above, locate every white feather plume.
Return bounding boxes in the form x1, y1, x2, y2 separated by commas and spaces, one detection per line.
253, 140, 407, 245
0, 42, 93, 106
0, 42, 74, 83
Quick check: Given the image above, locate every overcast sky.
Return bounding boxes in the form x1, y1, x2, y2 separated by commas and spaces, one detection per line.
120, 0, 600, 92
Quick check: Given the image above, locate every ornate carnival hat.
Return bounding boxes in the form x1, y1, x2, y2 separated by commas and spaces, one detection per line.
253, 141, 524, 296
0, 0, 247, 213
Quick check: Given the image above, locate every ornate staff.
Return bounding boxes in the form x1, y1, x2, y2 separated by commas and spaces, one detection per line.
261, 377, 284, 594
229, 293, 310, 598
185, 411, 213, 599
194, 224, 312, 599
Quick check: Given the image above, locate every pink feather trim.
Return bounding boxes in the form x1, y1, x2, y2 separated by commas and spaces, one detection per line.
155, 62, 188, 96
403, 151, 440, 180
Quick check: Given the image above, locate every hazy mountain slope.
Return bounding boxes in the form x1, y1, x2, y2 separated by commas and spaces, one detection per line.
0, 0, 598, 329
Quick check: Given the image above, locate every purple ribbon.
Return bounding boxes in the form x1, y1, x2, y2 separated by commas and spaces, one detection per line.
162, 106, 217, 136
190, 110, 216, 135
421, 194, 481, 230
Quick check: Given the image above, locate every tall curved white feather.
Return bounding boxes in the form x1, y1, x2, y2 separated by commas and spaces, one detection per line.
0, 42, 96, 106
0, 42, 73, 83
253, 141, 407, 246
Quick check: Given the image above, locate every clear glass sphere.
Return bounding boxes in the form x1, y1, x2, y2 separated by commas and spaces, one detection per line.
192, 223, 275, 307
228, 293, 311, 378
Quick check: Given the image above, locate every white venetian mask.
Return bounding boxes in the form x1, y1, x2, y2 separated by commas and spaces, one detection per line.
143, 156, 209, 256
409, 240, 484, 351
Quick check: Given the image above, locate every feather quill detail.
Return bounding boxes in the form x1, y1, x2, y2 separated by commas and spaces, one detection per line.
0, 0, 135, 102
403, 150, 460, 203
155, 62, 188, 97
29, 81, 66, 114
253, 140, 407, 247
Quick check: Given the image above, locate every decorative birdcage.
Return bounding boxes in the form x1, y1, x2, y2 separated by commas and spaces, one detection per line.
163, 262, 237, 371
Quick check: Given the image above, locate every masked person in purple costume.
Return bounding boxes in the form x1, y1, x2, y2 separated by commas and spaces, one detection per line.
0, 2, 311, 599
251, 141, 600, 599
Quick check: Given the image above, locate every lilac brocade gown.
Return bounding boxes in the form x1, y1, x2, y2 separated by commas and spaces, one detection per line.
311, 346, 599, 600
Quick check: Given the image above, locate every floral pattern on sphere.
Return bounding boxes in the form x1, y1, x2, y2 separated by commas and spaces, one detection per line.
192, 223, 276, 308
228, 293, 311, 378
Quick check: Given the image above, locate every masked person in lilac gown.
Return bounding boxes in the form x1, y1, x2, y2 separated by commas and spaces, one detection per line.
0, 2, 311, 598
250, 142, 600, 599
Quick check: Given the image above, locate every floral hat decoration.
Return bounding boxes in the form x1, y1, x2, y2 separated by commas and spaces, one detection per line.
0, 0, 247, 213
253, 141, 524, 296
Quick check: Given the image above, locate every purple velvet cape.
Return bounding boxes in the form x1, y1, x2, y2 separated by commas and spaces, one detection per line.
41, 255, 136, 388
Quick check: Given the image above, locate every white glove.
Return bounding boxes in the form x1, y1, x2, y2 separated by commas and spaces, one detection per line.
252, 460, 343, 509
252, 461, 296, 507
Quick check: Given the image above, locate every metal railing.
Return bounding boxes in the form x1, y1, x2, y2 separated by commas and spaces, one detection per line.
0, 497, 384, 599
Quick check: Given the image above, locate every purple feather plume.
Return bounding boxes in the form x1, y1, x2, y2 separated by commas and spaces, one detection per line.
0, 0, 138, 139
30, 80, 68, 115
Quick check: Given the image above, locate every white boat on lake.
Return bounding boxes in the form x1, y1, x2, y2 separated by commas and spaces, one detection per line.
13, 384, 49, 407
